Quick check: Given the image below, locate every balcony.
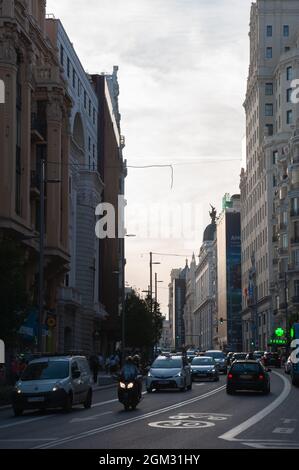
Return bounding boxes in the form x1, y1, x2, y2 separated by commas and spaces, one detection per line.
278, 247, 289, 256
291, 210, 299, 218
272, 235, 279, 243
58, 287, 82, 306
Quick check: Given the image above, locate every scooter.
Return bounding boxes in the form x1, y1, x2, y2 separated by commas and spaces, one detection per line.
118, 377, 141, 411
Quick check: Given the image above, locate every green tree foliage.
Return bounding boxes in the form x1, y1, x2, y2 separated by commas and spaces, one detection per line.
0, 240, 28, 346
125, 291, 164, 355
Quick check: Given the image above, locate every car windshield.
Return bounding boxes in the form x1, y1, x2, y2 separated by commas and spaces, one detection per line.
192, 358, 214, 365
234, 354, 247, 359
21, 361, 69, 381
205, 352, 225, 359
231, 363, 261, 374
152, 358, 182, 369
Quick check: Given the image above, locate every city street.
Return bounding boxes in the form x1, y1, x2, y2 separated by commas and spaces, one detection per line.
0, 371, 298, 450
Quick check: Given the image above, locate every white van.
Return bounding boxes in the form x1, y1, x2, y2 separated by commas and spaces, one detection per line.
11, 355, 93, 416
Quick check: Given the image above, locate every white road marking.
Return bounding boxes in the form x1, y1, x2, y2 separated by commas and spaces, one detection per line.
273, 427, 294, 434
0, 438, 58, 442
0, 414, 55, 430
149, 420, 215, 429
33, 384, 226, 449
219, 372, 291, 443
282, 419, 297, 424
244, 441, 299, 449
70, 411, 112, 423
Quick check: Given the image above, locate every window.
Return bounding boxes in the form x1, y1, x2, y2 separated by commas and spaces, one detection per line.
285, 46, 290, 53
72, 69, 76, 89
78, 79, 81, 97
282, 233, 288, 249
273, 151, 278, 164
265, 103, 273, 116
283, 25, 289, 37
287, 66, 292, 80
265, 83, 273, 95
294, 280, 299, 297
88, 137, 91, 152
291, 197, 299, 216
67, 57, 70, 77
287, 88, 292, 102
60, 45, 64, 66
294, 250, 299, 266
84, 91, 87, 108
287, 109, 293, 124
93, 108, 96, 125
266, 47, 272, 59
267, 25, 272, 37
294, 221, 299, 241
266, 124, 273, 136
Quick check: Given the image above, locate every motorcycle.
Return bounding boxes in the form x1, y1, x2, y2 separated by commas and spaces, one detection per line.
118, 377, 141, 411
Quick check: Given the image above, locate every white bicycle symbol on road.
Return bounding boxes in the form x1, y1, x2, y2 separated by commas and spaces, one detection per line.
149, 413, 231, 429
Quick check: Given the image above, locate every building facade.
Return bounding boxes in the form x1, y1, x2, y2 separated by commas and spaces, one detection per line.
193, 218, 217, 351
216, 195, 242, 352
46, 18, 105, 355
0, 0, 71, 351
184, 254, 196, 348
241, 0, 299, 351
92, 69, 127, 355
168, 266, 187, 350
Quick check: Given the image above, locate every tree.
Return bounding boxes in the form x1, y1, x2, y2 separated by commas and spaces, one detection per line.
0, 239, 28, 347
125, 291, 164, 359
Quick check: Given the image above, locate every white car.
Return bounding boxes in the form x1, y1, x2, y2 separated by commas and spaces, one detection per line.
146, 355, 192, 392
12, 355, 93, 416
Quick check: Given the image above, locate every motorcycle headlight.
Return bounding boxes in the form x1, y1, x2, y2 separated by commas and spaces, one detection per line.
119, 382, 126, 389
127, 383, 134, 389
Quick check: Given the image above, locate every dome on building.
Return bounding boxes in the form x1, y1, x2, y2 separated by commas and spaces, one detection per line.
203, 222, 216, 242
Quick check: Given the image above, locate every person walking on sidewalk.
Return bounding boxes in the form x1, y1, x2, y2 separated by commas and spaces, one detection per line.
89, 355, 100, 384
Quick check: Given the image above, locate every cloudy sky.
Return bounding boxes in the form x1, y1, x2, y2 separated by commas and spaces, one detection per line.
47, 0, 253, 316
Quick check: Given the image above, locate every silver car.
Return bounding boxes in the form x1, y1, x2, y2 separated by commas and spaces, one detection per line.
205, 350, 227, 374
146, 355, 192, 392
191, 356, 219, 382
12, 355, 93, 416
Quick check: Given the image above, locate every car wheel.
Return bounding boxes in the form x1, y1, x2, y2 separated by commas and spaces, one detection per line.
63, 393, 73, 413
13, 406, 24, 417
214, 376, 220, 382
83, 389, 92, 409
187, 381, 192, 391
124, 404, 130, 411
180, 380, 187, 392
226, 387, 234, 395
146, 388, 152, 393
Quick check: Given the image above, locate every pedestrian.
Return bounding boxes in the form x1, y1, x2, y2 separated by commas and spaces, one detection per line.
98, 353, 104, 371
89, 355, 100, 384
105, 356, 110, 375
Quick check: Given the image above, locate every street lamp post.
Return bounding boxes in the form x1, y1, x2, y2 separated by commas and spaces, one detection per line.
38, 155, 45, 353
154, 273, 163, 356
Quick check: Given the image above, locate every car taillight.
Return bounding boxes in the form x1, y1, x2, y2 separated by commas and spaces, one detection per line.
258, 374, 264, 380
228, 373, 233, 379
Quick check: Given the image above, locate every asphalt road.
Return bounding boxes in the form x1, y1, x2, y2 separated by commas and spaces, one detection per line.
0, 370, 298, 449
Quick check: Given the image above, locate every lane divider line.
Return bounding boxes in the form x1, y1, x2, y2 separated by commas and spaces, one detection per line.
219, 372, 292, 442
33, 385, 226, 449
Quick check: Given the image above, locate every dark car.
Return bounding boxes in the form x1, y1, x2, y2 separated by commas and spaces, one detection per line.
262, 352, 281, 368
226, 360, 270, 395
190, 356, 219, 382
231, 352, 247, 364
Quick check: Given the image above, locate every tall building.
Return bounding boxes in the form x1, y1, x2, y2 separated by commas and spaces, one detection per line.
92, 69, 127, 355
216, 194, 242, 351
0, 0, 71, 351
46, 19, 105, 354
184, 254, 196, 347
193, 213, 217, 351
168, 265, 188, 350
240, 0, 299, 351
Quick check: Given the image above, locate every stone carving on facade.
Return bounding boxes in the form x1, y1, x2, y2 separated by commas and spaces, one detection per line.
47, 97, 63, 122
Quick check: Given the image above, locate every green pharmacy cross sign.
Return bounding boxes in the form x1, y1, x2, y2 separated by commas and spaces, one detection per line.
275, 327, 285, 338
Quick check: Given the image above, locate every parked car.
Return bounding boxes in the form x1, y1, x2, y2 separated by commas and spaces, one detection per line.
11, 355, 93, 416
146, 355, 192, 392
226, 360, 270, 395
190, 356, 219, 382
204, 350, 227, 373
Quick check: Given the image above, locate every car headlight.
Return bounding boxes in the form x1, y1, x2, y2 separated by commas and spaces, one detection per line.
211, 369, 216, 373
175, 372, 182, 377
147, 371, 153, 377
52, 384, 61, 392
127, 383, 134, 389
119, 382, 126, 389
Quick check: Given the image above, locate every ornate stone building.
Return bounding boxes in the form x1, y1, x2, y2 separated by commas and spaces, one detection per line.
0, 0, 71, 351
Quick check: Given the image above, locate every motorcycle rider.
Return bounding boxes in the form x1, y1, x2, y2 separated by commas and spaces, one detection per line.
120, 356, 139, 383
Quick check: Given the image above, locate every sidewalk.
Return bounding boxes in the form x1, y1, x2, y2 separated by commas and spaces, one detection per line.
92, 371, 118, 391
